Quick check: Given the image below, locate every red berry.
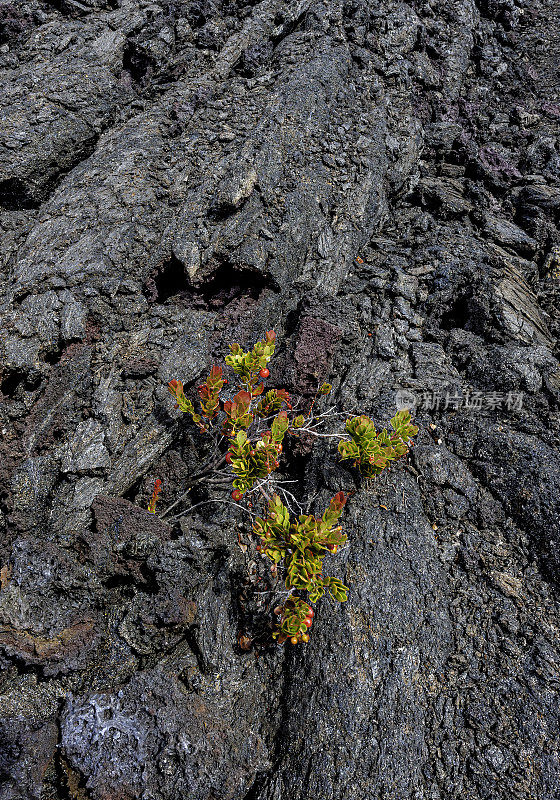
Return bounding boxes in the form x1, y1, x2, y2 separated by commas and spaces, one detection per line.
225, 453, 232, 464
259, 368, 270, 379
304, 617, 313, 628
290, 636, 298, 645
232, 489, 243, 501
306, 608, 314, 618
301, 633, 310, 643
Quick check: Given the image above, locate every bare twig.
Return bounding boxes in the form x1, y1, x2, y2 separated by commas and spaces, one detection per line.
254, 588, 292, 599
297, 430, 347, 439
160, 487, 193, 519
304, 490, 321, 513
205, 475, 234, 485
159, 454, 229, 518
166, 498, 257, 523
277, 485, 304, 514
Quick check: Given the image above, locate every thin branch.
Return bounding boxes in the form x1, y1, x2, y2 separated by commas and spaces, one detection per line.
254, 588, 292, 598
304, 490, 321, 513
256, 484, 272, 503
298, 430, 347, 439
159, 456, 229, 519
165, 499, 257, 523
277, 485, 304, 514
190, 453, 227, 480
160, 487, 193, 518
278, 486, 303, 505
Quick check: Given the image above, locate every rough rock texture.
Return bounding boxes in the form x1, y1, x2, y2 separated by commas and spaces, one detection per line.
1, 0, 560, 797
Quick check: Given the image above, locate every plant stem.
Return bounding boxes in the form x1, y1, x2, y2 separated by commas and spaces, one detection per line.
159, 454, 229, 518
298, 429, 347, 439
166, 498, 257, 523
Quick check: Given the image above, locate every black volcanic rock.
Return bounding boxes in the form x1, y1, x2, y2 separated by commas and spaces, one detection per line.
1, 0, 560, 798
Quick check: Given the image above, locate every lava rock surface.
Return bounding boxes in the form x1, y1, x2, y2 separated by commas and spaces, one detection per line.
1, 0, 560, 798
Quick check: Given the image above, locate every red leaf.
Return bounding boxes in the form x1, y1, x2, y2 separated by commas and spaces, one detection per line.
234, 390, 251, 409
332, 492, 347, 510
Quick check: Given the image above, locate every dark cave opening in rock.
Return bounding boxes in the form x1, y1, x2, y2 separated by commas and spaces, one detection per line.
43, 348, 64, 366
122, 477, 144, 504
195, 261, 273, 309
102, 573, 137, 590
43, 0, 120, 15
439, 293, 473, 331
145, 254, 187, 304
0, 367, 42, 399
186, 0, 214, 29
0, 177, 39, 211
122, 40, 156, 87
144, 255, 274, 310
0, 370, 25, 398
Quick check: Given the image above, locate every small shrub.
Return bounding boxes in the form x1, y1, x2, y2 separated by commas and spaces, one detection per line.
338, 410, 418, 478
255, 492, 348, 643
159, 331, 418, 645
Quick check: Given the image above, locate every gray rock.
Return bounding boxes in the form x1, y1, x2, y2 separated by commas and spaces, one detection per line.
61, 419, 110, 474
1, 0, 560, 798
483, 213, 537, 254
61, 668, 269, 800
